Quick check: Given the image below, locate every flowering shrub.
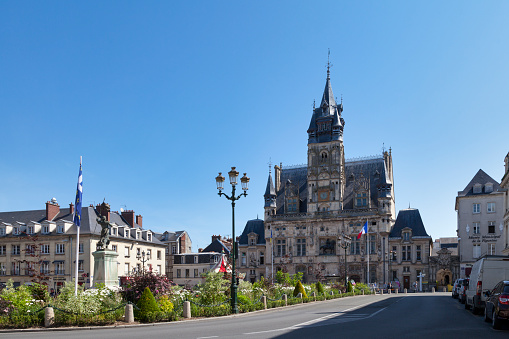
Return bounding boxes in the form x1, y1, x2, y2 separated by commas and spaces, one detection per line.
121, 272, 173, 303
194, 272, 229, 306
0, 280, 43, 328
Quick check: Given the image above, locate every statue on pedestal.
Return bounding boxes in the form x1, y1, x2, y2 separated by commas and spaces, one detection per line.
96, 202, 111, 251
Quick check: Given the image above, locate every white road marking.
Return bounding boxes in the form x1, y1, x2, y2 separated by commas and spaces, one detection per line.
243, 299, 389, 336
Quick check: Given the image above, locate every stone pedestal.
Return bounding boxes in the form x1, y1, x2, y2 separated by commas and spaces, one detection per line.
92, 250, 119, 288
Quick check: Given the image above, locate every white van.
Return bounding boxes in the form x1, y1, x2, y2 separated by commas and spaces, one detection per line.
465, 255, 509, 314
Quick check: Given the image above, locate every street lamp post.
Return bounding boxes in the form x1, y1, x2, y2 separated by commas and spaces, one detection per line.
388, 250, 395, 288
339, 233, 352, 290
137, 250, 150, 275
216, 167, 249, 314
383, 237, 386, 286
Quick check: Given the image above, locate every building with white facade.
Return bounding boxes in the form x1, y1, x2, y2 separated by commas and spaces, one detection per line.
455, 169, 505, 278
0, 199, 166, 291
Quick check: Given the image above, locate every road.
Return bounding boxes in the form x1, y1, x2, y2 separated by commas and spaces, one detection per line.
2, 292, 507, 338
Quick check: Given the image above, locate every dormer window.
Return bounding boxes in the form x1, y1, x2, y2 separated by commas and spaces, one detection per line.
0, 228, 5, 236
57, 225, 64, 234
148, 234, 152, 242
42, 225, 49, 234
355, 192, 368, 207
27, 226, 34, 235
287, 198, 298, 212
485, 183, 493, 193
403, 231, 411, 241
125, 229, 130, 238
473, 183, 482, 194
13, 227, 19, 235
137, 232, 141, 240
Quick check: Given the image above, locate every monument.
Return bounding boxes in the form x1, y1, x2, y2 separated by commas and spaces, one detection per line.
92, 202, 119, 287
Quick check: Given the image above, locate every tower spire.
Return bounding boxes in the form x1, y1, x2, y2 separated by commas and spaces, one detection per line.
327, 48, 333, 80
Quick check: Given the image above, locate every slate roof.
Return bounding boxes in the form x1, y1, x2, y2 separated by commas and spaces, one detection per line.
238, 218, 265, 245
153, 230, 186, 242
389, 208, 430, 238
307, 72, 344, 144
202, 239, 230, 254
457, 169, 501, 197
0, 206, 164, 246
274, 156, 390, 214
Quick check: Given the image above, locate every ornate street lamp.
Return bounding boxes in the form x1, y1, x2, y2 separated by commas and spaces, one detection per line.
137, 250, 150, 275
339, 233, 352, 290
215, 167, 249, 314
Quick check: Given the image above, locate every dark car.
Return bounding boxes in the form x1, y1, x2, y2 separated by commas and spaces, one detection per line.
484, 280, 509, 329
459, 278, 469, 304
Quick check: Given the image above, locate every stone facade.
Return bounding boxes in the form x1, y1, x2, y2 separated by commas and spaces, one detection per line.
237, 219, 266, 283
501, 152, 509, 255
388, 208, 432, 291
455, 169, 505, 278
0, 199, 166, 291
258, 67, 396, 285
154, 230, 192, 281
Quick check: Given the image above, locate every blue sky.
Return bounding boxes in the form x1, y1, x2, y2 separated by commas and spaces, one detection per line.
1, 1, 508, 250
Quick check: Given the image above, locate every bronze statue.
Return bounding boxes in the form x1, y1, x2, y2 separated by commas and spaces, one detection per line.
96, 201, 111, 251
96, 216, 111, 250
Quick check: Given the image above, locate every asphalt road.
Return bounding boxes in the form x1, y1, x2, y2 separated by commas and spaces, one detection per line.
2, 292, 507, 339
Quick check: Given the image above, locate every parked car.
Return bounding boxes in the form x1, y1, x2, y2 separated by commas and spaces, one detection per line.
465, 256, 509, 314
459, 278, 469, 304
484, 280, 509, 329
452, 278, 464, 299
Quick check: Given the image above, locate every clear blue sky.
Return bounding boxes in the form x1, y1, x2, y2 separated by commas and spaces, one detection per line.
1, 1, 508, 251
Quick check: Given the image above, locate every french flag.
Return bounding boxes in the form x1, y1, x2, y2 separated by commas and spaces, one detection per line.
357, 221, 368, 239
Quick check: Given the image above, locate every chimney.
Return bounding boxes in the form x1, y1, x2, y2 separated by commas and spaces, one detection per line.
180, 233, 187, 253
211, 234, 222, 243
46, 198, 60, 221
274, 164, 281, 192
198, 248, 203, 253
69, 203, 74, 215
97, 202, 111, 221
121, 210, 135, 227
136, 215, 143, 228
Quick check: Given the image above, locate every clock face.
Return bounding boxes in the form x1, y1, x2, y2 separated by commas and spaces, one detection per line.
320, 192, 328, 200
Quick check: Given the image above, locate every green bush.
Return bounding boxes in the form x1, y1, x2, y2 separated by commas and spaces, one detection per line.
136, 287, 161, 322
347, 281, 353, 292
315, 282, 325, 295
157, 295, 174, 313
293, 281, 307, 298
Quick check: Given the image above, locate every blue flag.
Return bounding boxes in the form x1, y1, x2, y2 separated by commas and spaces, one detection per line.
73, 159, 83, 227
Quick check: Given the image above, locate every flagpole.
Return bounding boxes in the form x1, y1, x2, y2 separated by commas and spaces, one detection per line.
367, 219, 370, 286
74, 156, 82, 296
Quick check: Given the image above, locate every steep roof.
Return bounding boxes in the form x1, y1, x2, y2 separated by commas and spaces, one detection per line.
202, 239, 230, 254
458, 169, 501, 197
389, 208, 430, 238
0, 206, 164, 246
264, 172, 276, 197
238, 218, 265, 245
274, 156, 390, 214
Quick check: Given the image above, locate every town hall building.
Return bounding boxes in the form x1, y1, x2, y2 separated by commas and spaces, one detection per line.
238, 65, 397, 285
